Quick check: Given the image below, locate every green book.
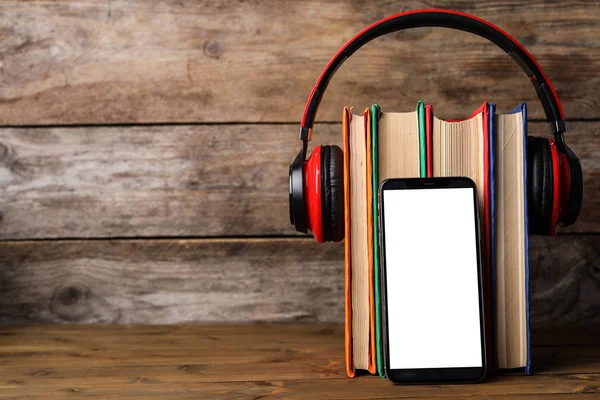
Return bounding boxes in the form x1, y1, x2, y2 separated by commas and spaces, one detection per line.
417, 101, 427, 177
371, 102, 427, 378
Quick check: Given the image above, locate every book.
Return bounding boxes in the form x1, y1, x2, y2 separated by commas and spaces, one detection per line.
371, 102, 427, 377
371, 105, 383, 378
344, 101, 530, 376
425, 104, 434, 177
489, 102, 498, 372
427, 102, 530, 373
343, 107, 376, 377
492, 103, 530, 372
376, 103, 425, 182
429, 102, 494, 371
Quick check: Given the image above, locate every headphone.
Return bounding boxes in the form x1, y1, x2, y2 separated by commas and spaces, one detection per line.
289, 9, 583, 242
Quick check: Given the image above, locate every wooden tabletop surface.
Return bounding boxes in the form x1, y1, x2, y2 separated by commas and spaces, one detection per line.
0, 324, 598, 399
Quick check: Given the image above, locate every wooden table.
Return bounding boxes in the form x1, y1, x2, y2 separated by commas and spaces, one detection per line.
0, 324, 597, 399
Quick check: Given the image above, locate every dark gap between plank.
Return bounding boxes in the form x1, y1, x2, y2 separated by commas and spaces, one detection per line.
1, 118, 598, 130
0, 232, 595, 244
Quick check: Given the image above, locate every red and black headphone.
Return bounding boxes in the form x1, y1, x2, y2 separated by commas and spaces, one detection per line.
289, 9, 583, 242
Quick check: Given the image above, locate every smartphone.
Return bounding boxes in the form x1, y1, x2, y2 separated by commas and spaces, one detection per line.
378, 177, 486, 384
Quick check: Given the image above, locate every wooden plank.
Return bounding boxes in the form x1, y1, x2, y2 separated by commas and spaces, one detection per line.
529, 235, 600, 329
1, 394, 595, 400
532, 326, 600, 347
0, 1, 599, 125
0, 325, 596, 375
533, 345, 600, 375
0, 236, 597, 325
1, 324, 597, 346
0, 325, 597, 399
0, 121, 597, 239
0, 238, 345, 324
0, 374, 598, 399
0, 345, 595, 375
0, 324, 349, 380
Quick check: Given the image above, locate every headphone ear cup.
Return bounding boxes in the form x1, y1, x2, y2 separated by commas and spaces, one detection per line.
527, 137, 554, 235
321, 145, 345, 242
559, 144, 583, 226
289, 149, 307, 233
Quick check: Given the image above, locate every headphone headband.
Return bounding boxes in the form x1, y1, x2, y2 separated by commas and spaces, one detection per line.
300, 9, 566, 143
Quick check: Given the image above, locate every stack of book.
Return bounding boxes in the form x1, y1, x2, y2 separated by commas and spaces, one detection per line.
343, 102, 529, 377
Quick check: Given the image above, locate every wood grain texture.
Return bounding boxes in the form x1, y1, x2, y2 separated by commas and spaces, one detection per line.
0, 123, 309, 239
0, 324, 598, 399
529, 235, 600, 329
0, 1, 599, 125
0, 0, 598, 331
1, 380, 598, 400
0, 121, 597, 239
0, 236, 596, 325
0, 324, 595, 374
532, 326, 600, 346
0, 238, 345, 324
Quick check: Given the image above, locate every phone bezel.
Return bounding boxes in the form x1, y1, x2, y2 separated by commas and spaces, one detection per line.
378, 177, 487, 384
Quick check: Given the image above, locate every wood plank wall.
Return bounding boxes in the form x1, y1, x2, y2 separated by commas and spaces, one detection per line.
0, 1, 598, 326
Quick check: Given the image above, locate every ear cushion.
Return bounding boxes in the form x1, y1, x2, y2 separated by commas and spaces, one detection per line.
321, 145, 345, 242
321, 146, 331, 242
289, 149, 307, 233
527, 137, 554, 235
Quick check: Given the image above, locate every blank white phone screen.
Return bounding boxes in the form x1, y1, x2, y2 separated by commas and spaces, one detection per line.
383, 187, 482, 369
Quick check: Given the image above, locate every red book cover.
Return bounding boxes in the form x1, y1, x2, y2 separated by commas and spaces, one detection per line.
425, 105, 434, 177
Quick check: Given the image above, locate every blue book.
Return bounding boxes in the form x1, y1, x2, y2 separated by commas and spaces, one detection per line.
489, 103, 497, 372
492, 103, 530, 374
